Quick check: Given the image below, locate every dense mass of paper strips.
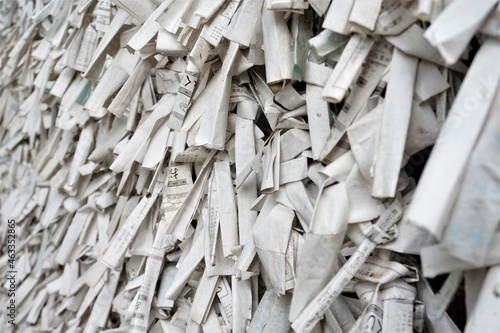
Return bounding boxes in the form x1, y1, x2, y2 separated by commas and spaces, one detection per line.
0, 0, 499, 332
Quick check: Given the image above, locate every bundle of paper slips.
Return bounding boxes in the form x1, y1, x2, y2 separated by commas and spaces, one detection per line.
0, 0, 499, 332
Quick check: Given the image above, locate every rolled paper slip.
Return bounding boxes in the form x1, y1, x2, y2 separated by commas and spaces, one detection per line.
127, 0, 173, 51
385, 24, 468, 72
322, 0, 355, 34
380, 281, 417, 333
306, 84, 330, 160
424, 0, 499, 65
167, 61, 201, 131
107, 59, 153, 118
223, 0, 264, 47
101, 182, 163, 269
441, 104, 500, 266
206, 171, 220, 267
232, 277, 253, 333
321, 34, 374, 104
249, 289, 292, 333
406, 37, 500, 240
252, 203, 294, 295
64, 123, 95, 194
464, 265, 500, 333
166, 152, 216, 240
349, 0, 383, 31
319, 42, 390, 161
84, 48, 140, 118
189, 271, 220, 324
214, 159, 238, 259
234, 114, 258, 250
375, 2, 416, 36
195, 41, 239, 150
201, 0, 241, 48
291, 197, 403, 333
372, 48, 418, 199
261, 2, 294, 84
129, 220, 175, 333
